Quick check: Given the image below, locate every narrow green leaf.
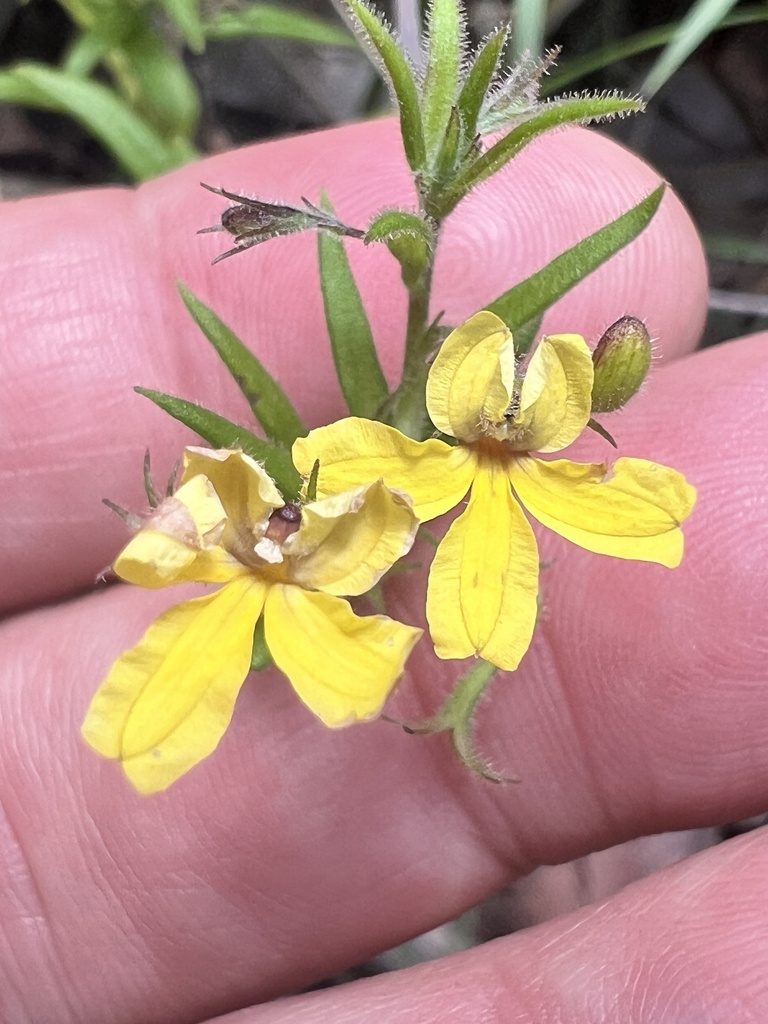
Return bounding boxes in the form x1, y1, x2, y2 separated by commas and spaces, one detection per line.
158, 0, 206, 52
641, 0, 741, 97
205, 4, 355, 46
434, 92, 644, 216
177, 284, 307, 447
318, 221, 389, 418
135, 387, 302, 499
546, 7, 768, 93
337, 0, 426, 171
457, 25, 508, 141
109, 23, 201, 139
62, 31, 106, 77
422, 0, 464, 161
510, 313, 542, 356
0, 63, 182, 180
512, 0, 547, 58
705, 233, 768, 264
487, 185, 665, 328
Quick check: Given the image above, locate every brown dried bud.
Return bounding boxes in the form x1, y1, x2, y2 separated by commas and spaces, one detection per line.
591, 316, 652, 413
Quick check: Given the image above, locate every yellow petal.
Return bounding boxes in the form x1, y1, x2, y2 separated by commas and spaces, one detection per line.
182, 447, 283, 553
509, 334, 593, 453
509, 455, 697, 567
426, 460, 539, 671
293, 417, 476, 522
286, 480, 417, 596
114, 531, 246, 588
114, 474, 243, 587
426, 311, 514, 440
264, 584, 421, 726
81, 576, 266, 793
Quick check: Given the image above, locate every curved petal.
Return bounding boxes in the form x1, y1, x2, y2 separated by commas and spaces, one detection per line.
182, 447, 282, 554
426, 462, 539, 671
509, 334, 593, 453
293, 417, 476, 522
286, 480, 417, 596
264, 585, 421, 726
426, 311, 513, 441
81, 576, 266, 793
510, 456, 697, 567
114, 474, 238, 588
115, 530, 247, 587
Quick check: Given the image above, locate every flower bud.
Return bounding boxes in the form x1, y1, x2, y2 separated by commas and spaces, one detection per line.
591, 316, 652, 413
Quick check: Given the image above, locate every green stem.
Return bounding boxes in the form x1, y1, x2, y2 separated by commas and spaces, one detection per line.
386, 226, 439, 439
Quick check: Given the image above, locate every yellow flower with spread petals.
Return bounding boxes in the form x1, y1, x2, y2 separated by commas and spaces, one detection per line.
293, 311, 696, 672
82, 448, 421, 794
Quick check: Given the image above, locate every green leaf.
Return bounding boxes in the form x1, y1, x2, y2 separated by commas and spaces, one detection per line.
135, 387, 302, 499
158, 0, 206, 52
62, 31, 107, 77
705, 233, 768, 264
337, 0, 426, 171
546, 7, 768, 93
206, 4, 355, 46
102, 21, 200, 140
433, 92, 644, 216
250, 617, 273, 672
510, 313, 542, 356
487, 185, 665, 328
318, 213, 389, 418
457, 24, 508, 141
641, 0, 741, 98
177, 283, 307, 447
421, 0, 464, 162
0, 63, 183, 180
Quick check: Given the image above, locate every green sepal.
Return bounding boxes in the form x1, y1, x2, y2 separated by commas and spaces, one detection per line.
389, 660, 515, 784
336, 0, 426, 171
177, 283, 307, 447
205, 4, 355, 47
250, 616, 273, 672
421, 0, 465, 163
365, 209, 433, 286
134, 387, 302, 500
431, 92, 645, 217
431, 105, 463, 184
457, 24, 508, 141
586, 417, 618, 448
318, 201, 389, 419
486, 185, 665, 330
305, 459, 320, 503
142, 449, 161, 508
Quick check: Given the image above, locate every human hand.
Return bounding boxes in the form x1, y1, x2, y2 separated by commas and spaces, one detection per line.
2, 119, 767, 1023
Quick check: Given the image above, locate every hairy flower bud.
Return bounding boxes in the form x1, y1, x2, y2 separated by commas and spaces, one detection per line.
591, 316, 652, 413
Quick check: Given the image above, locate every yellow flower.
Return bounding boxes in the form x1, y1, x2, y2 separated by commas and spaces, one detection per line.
293, 311, 696, 672
82, 448, 421, 794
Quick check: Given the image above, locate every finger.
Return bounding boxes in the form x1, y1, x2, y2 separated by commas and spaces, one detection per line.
0, 121, 707, 613
232, 829, 768, 1024
2, 333, 766, 1023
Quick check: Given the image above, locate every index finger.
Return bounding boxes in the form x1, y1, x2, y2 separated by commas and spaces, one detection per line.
0, 120, 707, 614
